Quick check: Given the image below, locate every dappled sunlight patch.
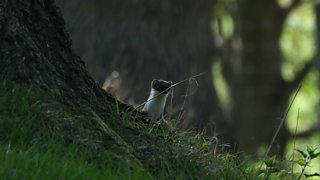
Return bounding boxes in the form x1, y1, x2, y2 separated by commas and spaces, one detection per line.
281, 3, 316, 81
286, 71, 319, 133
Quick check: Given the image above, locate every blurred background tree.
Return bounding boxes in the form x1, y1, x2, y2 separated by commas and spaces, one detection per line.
56, 0, 320, 156
213, 0, 320, 155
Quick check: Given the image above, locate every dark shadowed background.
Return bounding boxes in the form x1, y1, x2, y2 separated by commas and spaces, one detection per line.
56, 0, 320, 169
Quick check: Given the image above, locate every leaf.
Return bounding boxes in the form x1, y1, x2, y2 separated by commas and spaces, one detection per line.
264, 159, 273, 167
295, 149, 308, 158
307, 148, 320, 159
305, 173, 320, 178
264, 156, 277, 167
307, 146, 316, 155
311, 152, 320, 159
306, 146, 320, 159
296, 159, 307, 166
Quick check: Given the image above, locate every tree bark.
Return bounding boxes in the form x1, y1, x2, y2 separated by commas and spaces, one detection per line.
0, 0, 142, 125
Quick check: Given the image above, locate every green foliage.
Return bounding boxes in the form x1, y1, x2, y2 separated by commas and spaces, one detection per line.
258, 156, 291, 180
257, 146, 320, 179
280, 3, 319, 141
295, 146, 320, 179
281, 4, 316, 81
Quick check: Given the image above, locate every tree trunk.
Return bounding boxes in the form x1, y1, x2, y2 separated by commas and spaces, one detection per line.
0, 0, 141, 125
229, 1, 296, 154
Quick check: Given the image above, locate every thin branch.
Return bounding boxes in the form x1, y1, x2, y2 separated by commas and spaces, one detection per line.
287, 0, 302, 13
289, 55, 319, 89
216, 16, 223, 37
177, 79, 191, 122
168, 87, 174, 120
265, 84, 301, 157
292, 108, 300, 177
290, 125, 320, 139
257, 85, 302, 175
279, 0, 302, 19
291, 0, 301, 8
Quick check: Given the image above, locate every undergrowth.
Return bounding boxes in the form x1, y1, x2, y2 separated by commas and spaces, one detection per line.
0, 81, 319, 179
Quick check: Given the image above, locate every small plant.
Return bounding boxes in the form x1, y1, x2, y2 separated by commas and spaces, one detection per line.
258, 156, 290, 179
295, 146, 320, 179
257, 146, 320, 179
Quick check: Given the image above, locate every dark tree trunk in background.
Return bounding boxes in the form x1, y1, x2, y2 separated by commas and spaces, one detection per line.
234, 0, 290, 154
0, 0, 137, 125
314, 4, 320, 143
218, 0, 317, 154
57, 0, 231, 140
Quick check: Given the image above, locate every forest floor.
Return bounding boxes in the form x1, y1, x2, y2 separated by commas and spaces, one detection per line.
0, 82, 318, 179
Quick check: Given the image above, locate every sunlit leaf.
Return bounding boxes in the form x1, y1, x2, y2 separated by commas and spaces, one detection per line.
307, 146, 316, 154
306, 146, 320, 159
295, 149, 308, 158
310, 152, 320, 159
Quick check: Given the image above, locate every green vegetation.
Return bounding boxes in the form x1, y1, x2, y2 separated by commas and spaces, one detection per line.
0, 82, 319, 179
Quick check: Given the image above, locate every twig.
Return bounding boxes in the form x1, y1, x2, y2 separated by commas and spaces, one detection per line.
298, 161, 308, 180
292, 108, 300, 177
289, 55, 319, 89
265, 84, 301, 157
292, 125, 320, 138
257, 84, 302, 174
177, 79, 191, 122
168, 87, 174, 120
180, 78, 199, 98
285, 0, 302, 14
